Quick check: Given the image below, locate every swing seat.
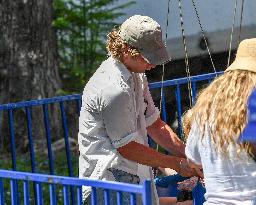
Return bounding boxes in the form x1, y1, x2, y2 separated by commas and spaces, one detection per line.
155, 174, 206, 204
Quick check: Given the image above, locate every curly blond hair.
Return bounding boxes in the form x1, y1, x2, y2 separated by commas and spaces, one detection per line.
106, 27, 140, 62
182, 108, 193, 140
192, 70, 256, 157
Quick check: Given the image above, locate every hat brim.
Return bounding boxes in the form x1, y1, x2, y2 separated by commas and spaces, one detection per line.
239, 123, 256, 142
225, 57, 256, 73
140, 46, 170, 65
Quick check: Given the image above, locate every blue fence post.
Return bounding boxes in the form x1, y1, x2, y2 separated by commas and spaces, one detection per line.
91, 187, 97, 205
76, 99, 81, 116
8, 109, 17, 171
49, 184, 56, 205
104, 189, 110, 205
25, 106, 38, 205
142, 180, 151, 205
25, 107, 36, 172
191, 82, 197, 105
10, 179, 16, 205
59, 102, 75, 205
0, 178, 4, 205
23, 180, 30, 205
160, 89, 167, 122
8, 109, 20, 205
43, 104, 56, 205
63, 186, 69, 205
36, 183, 43, 205
116, 191, 122, 205
76, 186, 82, 205
42, 104, 55, 175
130, 193, 136, 205
175, 85, 183, 137
59, 102, 73, 177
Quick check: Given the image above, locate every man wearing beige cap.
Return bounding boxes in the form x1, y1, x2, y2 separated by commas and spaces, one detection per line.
79, 15, 199, 205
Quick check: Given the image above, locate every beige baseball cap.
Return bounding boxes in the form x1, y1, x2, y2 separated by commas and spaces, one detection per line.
119, 15, 170, 65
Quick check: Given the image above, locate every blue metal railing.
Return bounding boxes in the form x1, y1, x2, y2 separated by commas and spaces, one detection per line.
149, 72, 222, 136
0, 169, 152, 205
0, 72, 223, 204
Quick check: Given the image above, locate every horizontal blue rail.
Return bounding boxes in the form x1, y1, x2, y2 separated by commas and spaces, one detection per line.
0, 169, 152, 205
0, 169, 147, 193
148, 71, 222, 89
0, 94, 81, 111
0, 72, 223, 110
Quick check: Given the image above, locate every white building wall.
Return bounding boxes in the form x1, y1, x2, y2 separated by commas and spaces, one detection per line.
115, 0, 256, 59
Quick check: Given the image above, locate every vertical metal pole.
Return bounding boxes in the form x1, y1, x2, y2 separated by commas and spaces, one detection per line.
191, 82, 197, 105
116, 191, 122, 205
161, 91, 167, 122
25, 107, 36, 172
129, 193, 136, 205
103, 189, 110, 205
10, 179, 16, 205
142, 180, 151, 205
76, 99, 81, 116
8, 110, 19, 205
63, 186, 69, 205
36, 183, 43, 205
42, 105, 54, 175
91, 187, 97, 205
25, 107, 38, 205
175, 85, 182, 136
49, 184, 56, 205
76, 187, 82, 205
59, 102, 75, 204
8, 109, 17, 171
0, 178, 4, 205
23, 180, 30, 205
43, 105, 56, 204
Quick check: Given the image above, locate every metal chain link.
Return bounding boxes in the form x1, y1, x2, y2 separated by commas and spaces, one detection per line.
191, 0, 216, 74
178, 0, 193, 108
238, 0, 245, 46
160, 0, 171, 113
227, 0, 238, 67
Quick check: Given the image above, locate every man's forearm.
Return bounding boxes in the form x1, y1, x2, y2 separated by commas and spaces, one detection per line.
147, 118, 186, 158
117, 141, 181, 171
155, 123, 186, 158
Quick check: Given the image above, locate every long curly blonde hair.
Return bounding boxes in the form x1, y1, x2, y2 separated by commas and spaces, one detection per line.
106, 27, 140, 62
192, 70, 256, 156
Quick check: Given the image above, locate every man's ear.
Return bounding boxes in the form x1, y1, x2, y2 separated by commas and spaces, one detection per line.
122, 46, 130, 62
122, 45, 129, 55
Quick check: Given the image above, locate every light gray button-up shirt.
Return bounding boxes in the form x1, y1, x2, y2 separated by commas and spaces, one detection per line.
78, 57, 160, 202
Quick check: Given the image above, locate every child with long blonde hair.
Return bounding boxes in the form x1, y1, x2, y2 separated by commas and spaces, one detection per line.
185, 38, 256, 204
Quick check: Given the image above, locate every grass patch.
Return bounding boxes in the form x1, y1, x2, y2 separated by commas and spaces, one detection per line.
0, 149, 79, 204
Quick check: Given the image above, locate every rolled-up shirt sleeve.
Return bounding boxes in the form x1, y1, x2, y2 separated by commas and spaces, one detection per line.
185, 122, 202, 165
143, 76, 160, 127
101, 87, 140, 148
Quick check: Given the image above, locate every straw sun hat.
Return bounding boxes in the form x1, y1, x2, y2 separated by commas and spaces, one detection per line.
225, 38, 256, 73
229, 38, 256, 142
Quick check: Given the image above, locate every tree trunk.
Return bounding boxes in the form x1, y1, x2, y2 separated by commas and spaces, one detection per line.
0, 0, 62, 151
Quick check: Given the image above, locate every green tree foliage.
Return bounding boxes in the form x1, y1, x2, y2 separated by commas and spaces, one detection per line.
53, 0, 134, 93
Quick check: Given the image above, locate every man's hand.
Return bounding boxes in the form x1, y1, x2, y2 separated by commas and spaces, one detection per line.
187, 159, 204, 178
178, 159, 203, 178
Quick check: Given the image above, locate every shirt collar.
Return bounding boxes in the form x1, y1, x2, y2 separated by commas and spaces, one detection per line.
110, 56, 132, 82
